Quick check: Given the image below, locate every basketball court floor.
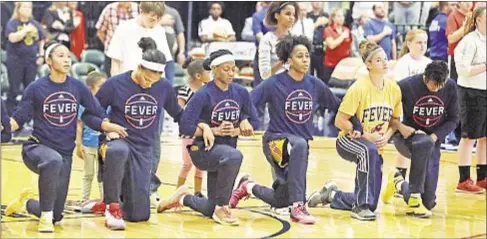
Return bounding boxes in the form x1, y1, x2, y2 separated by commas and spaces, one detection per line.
1, 135, 486, 238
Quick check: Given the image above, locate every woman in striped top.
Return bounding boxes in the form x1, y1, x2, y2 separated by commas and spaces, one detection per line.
176, 56, 210, 197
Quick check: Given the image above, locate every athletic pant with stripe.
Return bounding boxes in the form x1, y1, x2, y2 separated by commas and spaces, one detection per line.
331, 136, 383, 212
183, 140, 243, 217
393, 133, 440, 210
22, 141, 72, 223
103, 139, 152, 222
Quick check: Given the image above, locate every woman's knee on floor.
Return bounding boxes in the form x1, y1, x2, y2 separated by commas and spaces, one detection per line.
124, 210, 150, 222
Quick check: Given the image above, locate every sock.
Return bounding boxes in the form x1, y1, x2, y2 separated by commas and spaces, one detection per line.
246, 183, 255, 195
397, 167, 407, 179
410, 193, 420, 199
41, 211, 53, 220
395, 180, 404, 193
330, 191, 336, 201
179, 195, 186, 206
459, 166, 470, 183
477, 164, 487, 181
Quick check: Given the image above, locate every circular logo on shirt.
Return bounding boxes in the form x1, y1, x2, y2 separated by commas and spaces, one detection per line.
42, 92, 78, 127
412, 95, 445, 128
285, 90, 313, 124
124, 94, 158, 129
210, 99, 241, 127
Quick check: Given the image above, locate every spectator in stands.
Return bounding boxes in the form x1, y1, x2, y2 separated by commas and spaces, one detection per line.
106, 2, 174, 206
291, 3, 314, 41
307, 2, 329, 80
351, 14, 370, 57
394, 2, 422, 34
96, 1, 139, 76
446, 1, 473, 146
429, 2, 455, 62
454, 6, 486, 192
323, 8, 352, 85
393, 29, 432, 179
160, 3, 186, 65
251, 1, 272, 88
321, 8, 352, 85
4, 2, 46, 114
363, 3, 396, 60
259, 2, 298, 80
68, 2, 86, 60
394, 29, 432, 82
43, 2, 74, 49
1, 2, 15, 49
447, 2, 473, 81
241, 2, 265, 42
351, 2, 388, 27
198, 2, 236, 43
107, 2, 173, 82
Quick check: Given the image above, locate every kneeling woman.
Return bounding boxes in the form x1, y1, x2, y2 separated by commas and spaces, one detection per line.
82, 37, 182, 230
308, 41, 404, 221
229, 35, 361, 225
157, 49, 258, 226
5, 41, 123, 233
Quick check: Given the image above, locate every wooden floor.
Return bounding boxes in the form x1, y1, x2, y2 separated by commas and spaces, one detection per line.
1, 135, 486, 238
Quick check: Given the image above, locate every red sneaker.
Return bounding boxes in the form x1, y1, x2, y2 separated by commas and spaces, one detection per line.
229, 174, 252, 208
456, 178, 485, 194
81, 199, 106, 214
476, 178, 487, 190
290, 202, 316, 225
105, 203, 125, 230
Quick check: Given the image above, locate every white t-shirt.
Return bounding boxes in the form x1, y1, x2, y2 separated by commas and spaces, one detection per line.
198, 16, 235, 40
107, 18, 173, 74
291, 18, 315, 41
393, 53, 432, 81
258, 32, 287, 80
455, 30, 486, 90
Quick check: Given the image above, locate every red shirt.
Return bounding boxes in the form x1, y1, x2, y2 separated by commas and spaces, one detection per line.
70, 10, 86, 59
323, 25, 352, 68
446, 9, 467, 56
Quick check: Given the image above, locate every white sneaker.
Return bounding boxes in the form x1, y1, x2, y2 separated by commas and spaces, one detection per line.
104, 203, 126, 230
150, 192, 161, 207
271, 207, 290, 217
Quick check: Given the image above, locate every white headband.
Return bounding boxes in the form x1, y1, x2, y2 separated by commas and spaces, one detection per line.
140, 59, 165, 72
210, 54, 235, 67
365, 48, 386, 62
45, 43, 61, 62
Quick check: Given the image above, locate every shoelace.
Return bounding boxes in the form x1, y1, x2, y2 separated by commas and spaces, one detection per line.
110, 207, 123, 219
222, 206, 233, 219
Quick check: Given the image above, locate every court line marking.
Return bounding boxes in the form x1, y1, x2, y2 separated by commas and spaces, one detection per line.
461, 233, 487, 239
247, 209, 291, 239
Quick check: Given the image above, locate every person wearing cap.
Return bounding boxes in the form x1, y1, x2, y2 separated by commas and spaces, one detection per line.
158, 49, 259, 226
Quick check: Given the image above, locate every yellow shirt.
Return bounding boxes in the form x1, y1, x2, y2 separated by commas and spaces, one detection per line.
338, 75, 402, 152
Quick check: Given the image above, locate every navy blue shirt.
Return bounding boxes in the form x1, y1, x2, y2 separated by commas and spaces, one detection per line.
12, 76, 107, 155
5, 18, 45, 63
83, 71, 182, 149
398, 74, 459, 141
428, 12, 448, 60
252, 72, 340, 141
363, 18, 396, 60
1, 99, 11, 143
180, 81, 259, 148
